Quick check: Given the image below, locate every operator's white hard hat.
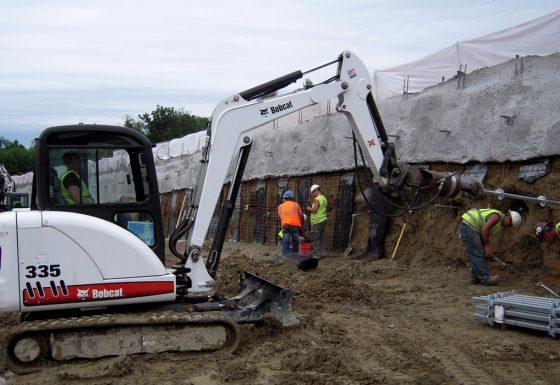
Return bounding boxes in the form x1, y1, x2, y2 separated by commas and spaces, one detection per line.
509, 210, 522, 227
310, 184, 320, 193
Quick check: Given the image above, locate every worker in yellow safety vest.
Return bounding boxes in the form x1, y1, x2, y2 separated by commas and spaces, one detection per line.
459, 208, 521, 286
60, 152, 94, 205
306, 184, 328, 259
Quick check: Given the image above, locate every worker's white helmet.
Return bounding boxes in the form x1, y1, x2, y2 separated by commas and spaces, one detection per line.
303, 213, 308, 222
310, 184, 320, 193
509, 211, 522, 227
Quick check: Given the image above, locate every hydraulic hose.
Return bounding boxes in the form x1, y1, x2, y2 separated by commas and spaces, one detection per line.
168, 214, 193, 261
352, 133, 445, 217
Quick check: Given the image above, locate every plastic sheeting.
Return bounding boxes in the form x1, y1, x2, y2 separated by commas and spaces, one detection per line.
153, 130, 207, 160
373, 10, 560, 100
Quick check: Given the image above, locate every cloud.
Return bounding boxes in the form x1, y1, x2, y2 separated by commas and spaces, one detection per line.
1, 0, 558, 146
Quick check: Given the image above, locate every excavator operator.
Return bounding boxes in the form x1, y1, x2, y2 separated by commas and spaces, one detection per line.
60, 151, 94, 205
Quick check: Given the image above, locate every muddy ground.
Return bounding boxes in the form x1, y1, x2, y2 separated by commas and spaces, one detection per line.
4, 161, 560, 385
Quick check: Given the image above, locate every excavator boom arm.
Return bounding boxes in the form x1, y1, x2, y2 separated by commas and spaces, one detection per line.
184, 51, 393, 291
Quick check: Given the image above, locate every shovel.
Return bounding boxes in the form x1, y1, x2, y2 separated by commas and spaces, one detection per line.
491, 255, 513, 267
271, 252, 318, 271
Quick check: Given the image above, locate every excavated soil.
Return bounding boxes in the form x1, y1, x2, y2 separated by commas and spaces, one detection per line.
4, 162, 560, 385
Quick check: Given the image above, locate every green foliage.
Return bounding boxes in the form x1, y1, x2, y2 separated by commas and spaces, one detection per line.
0, 137, 36, 174
124, 105, 209, 143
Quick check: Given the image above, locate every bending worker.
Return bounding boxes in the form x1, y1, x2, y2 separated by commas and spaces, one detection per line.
459, 208, 521, 285
306, 184, 328, 259
277, 190, 304, 255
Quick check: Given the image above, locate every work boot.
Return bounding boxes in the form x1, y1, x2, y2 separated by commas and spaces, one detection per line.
352, 249, 383, 261
482, 275, 499, 286
468, 268, 479, 284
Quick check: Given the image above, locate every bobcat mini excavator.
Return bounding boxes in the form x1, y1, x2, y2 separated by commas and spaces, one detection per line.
0, 51, 465, 373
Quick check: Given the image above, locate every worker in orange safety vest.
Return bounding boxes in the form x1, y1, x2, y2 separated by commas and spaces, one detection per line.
278, 190, 304, 255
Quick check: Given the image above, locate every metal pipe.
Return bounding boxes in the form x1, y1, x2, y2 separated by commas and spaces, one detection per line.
537, 282, 560, 298
489, 300, 556, 313
475, 295, 560, 312
302, 58, 339, 76
433, 204, 460, 209
497, 296, 560, 307
483, 188, 560, 207
503, 318, 552, 334
496, 295, 558, 305
473, 291, 560, 338
504, 309, 553, 323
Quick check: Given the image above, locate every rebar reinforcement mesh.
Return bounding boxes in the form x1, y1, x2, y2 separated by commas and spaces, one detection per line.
162, 171, 364, 254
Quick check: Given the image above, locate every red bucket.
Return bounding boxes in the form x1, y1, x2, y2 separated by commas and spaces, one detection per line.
299, 242, 313, 256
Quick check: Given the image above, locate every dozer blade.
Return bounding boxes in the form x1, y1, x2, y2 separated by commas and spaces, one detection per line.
228, 271, 300, 327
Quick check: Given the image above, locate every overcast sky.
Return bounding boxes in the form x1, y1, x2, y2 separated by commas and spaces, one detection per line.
1, 0, 558, 147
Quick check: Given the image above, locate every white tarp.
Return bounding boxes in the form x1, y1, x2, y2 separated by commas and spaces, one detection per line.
153, 130, 208, 160
373, 10, 560, 100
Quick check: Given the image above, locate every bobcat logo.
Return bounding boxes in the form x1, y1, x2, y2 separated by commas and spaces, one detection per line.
260, 108, 268, 117
77, 288, 90, 300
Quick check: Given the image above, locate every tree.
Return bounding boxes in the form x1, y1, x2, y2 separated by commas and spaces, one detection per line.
0, 137, 35, 174
124, 106, 209, 143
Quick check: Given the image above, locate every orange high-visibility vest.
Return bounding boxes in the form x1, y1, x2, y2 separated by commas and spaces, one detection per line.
278, 201, 302, 228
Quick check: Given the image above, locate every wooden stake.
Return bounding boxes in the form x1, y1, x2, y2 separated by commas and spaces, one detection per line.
175, 192, 187, 229
391, 223, 407, 260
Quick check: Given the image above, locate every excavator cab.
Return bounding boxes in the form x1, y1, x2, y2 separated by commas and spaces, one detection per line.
32, 124, 165, 261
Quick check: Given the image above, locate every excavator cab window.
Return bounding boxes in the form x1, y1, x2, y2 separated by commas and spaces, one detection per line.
49, 148, 151, 206
6, 193, 29, 209
34, 125, 166, 262
114, 211, 156, 246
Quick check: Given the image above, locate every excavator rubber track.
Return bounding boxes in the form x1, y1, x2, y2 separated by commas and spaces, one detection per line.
3, 310, 240, 374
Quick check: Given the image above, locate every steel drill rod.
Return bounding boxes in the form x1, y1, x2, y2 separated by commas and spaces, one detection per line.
493, 297, 559, 307
473, 296, 556, 308
503, 318, 554, 333
474, 298, 559, 314
505, 309, 557, 323
537, 282, 560, 298
473, 313, 560, 335
473, 313, 493, 324
485, 301, 554, 314
474, 305, 556, 324
483, 188, 560, 207
492, 297, 559, 308
474, 293, 560, 307
475, 305, 560, 326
